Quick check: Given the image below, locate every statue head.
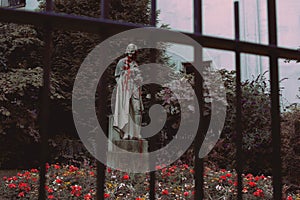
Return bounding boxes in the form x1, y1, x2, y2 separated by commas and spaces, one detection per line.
125, 43, 138, 58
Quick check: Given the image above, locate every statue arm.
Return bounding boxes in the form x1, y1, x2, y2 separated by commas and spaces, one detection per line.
115, 59, 124, 80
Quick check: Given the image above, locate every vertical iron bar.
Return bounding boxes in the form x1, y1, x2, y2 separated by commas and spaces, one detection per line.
149, 148, 156, 200
38, 0, 53, 199
193, 68, 204, 200
101, 0, 109, 19
150, 0, 156, 26
96, 161, 106, 200
234, 2, 243, 200
193, 0, 203, 199
149, 1, 157, 199
97, 1, 110, 200
267, 0, 282, 199
194, 0, 202, 34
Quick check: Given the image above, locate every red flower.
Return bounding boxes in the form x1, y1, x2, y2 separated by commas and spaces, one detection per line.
31, 169, 39, 173
8, 183, 16, 189
48, 195, 55, 199
226, 173, 232, 177
53, 164, 61, 169
32, 177, 38, 182
246, 173, 253, 180
182, 164, 189, 170
2, 176, 7, 181
136, 198, 142, 200
253, 189, 264, 197
248, 181, 256, 187
287, 196, 293, 200
69, 165, 79, 172
18, 182, 28, 189
107, 168, 112, 173
18, 182, 31, 192
18, 192, 25, 197
104, 193, 110, 198
47, 187, 54, 193
220, 175, 226, 180
123, 174, 129, 180
184, 191, 189, 196
23, 171, 31, 177
162, 189, 169, 195
89, 171, 95, 176
260, 175, 266, 180
46, 163, 50, 170
71, 185, 82, 197
84, 193, 92, 200
55, 178, 63, 184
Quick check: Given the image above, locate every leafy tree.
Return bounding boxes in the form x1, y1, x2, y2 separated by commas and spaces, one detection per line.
207, 69, 272, 174
0, 0, 165, 166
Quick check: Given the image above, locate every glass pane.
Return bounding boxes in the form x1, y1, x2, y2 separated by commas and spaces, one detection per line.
157, 0, 193, 32
203, 0, 234, 39
277, 0, 300, 49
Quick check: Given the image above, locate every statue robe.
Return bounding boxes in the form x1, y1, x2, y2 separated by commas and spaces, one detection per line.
113, 57, 143, 139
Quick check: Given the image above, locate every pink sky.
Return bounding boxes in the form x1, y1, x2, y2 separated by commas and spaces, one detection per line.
158, 0, 300, 104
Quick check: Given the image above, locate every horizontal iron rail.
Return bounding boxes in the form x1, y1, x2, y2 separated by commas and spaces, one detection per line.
0, 8, 299, 61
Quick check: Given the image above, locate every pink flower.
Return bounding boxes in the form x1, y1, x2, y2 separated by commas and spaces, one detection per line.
184, 191, 189, 196
89, 171, 95, 176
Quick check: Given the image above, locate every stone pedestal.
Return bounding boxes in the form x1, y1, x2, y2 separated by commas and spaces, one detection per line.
107, 115, 149, 171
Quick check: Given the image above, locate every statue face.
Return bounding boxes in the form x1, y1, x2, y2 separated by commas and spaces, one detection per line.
128, 51, 137, 60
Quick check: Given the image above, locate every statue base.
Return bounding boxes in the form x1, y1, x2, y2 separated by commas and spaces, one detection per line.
107, 139, 149, 172
107, 115, 149, 172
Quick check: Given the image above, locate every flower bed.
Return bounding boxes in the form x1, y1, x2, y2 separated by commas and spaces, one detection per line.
0, 163, 299, 199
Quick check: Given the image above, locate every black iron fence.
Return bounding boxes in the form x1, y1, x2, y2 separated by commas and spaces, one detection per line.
1, 0, 300, 199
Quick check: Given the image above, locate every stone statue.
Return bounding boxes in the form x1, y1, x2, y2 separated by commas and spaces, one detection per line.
113, 44, 143, 140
